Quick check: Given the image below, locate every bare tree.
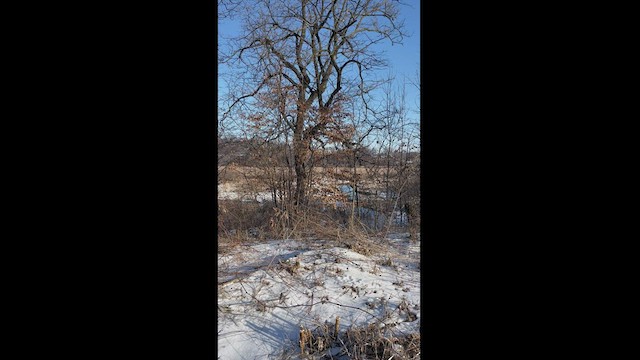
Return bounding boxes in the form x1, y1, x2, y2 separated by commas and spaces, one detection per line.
217, 0, 243, 20
219, 0, 406, 207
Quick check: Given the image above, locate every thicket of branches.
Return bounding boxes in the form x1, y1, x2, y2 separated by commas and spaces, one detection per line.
218, 0, 420, 241
217, 104, 420, 242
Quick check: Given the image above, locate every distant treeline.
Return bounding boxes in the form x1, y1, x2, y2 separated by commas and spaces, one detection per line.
218, 136, 419, 168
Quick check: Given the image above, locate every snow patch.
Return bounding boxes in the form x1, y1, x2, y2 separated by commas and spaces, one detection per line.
218, 235, 420, 359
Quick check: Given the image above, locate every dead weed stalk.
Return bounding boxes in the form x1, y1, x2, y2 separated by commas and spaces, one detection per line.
296, 316, 421, 359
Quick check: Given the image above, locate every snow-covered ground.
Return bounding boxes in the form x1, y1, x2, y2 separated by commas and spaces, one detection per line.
218, 183, 271, 203
218, 234, 420, 359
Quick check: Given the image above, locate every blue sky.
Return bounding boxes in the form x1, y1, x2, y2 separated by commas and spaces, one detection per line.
218, 1, 420, 134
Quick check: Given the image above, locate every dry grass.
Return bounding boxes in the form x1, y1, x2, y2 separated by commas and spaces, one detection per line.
294, 317, 420, 359
218, 165, 399, 183
218, 199, 275, 254
269, 205, 389, 257
217, 198, 397, 260
217, 228, 249, 255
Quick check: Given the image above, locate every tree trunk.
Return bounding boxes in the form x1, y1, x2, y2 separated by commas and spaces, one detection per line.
293, 113, 309, 206
294, 153, 307, 206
